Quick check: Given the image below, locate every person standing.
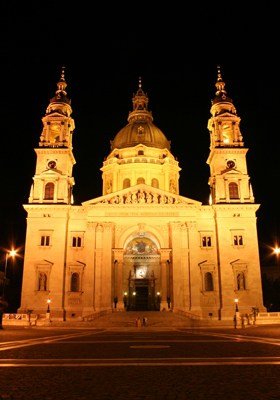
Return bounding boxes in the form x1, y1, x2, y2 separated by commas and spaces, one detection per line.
0, 296, 8, 329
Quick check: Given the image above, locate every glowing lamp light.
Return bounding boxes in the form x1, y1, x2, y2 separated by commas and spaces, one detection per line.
47, 298, 51, 312
2, 249, 19, 298
234, 298, 239, 312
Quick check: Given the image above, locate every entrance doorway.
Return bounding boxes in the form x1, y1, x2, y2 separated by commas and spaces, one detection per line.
135, 285, 148, 310
127, 278, 157, 311
122, 235, 162, 311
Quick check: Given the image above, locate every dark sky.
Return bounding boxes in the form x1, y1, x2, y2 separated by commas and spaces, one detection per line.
0, 2, 279, 270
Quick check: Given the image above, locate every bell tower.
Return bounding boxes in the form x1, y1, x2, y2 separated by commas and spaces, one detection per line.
29, 67, 76, 204
206, 67, 254, 204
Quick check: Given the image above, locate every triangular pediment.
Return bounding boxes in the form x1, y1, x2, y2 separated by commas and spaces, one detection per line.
220, 112, 234, 117
220, 168, 242, 175
82, 184, 201, 206
40, 169, 63, 176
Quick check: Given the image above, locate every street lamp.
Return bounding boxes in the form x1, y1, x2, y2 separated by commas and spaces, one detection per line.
234, 298, 239, 328
2, 249, 17, 298
273, 246, 280, 266
234, 298, 239, 312
46, 298, 51, 313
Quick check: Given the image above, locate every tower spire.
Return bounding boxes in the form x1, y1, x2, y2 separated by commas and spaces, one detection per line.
212, 65, 232, 106
39, 67, 75, 148
207, 68, 253, 205
128, 77, 153, 123
29, 67, 76, 205
47, 66, 71, 113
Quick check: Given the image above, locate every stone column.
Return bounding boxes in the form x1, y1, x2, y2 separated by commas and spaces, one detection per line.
113, 249, 124, 310
159, 249, 171, 311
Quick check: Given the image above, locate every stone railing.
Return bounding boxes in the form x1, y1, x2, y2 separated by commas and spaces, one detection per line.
3, 313, 38, 326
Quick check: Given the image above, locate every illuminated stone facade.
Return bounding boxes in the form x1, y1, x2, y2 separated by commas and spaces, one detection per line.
18, 69, 265, 321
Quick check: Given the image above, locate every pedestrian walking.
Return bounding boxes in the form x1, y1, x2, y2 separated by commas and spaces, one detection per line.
0, 297, 8, 329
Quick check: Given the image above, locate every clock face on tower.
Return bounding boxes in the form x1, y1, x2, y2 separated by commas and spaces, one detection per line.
227, 160, 235, 169
47, 160, 57, 169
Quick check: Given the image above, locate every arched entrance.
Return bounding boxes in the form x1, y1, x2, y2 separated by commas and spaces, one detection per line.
123, 236, 161, 311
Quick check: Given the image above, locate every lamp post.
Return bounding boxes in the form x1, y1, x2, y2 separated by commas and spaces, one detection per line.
234, 298, 239, 328
45, 298, 51, 325
273, 246, 280, 267
234, 298, 239, 312
2, 249, 17, 298
46, 298, 51, 313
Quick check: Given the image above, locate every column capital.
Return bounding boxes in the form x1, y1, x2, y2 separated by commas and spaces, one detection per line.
112, 249, 124, 262
159, 248, 171, 262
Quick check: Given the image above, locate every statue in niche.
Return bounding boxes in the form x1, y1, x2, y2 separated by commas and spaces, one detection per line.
237, 272, 245, 290
39, 272, 47, 291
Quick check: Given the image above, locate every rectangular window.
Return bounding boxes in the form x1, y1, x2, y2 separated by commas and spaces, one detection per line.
231, 230, 245, 247
201, 235, 212, 248
71, 232, 84, 248
72, 236, 82, 247
233, 234, 243, 246
40, 235, 50, 246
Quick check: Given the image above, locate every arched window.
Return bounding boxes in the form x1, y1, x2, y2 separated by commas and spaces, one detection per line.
138, 150, 144, 155
205, 272, 214, 291
151, 178, 159, 188
38, 272, 47, 291
44, 182, 54, 200
71, 272, 80, 292
137, 177, 145, 184
229, 182, 239, 199
123, 178, 130, 189
237, 272, 246, 290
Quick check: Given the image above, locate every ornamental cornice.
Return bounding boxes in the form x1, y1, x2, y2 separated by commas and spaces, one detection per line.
212, 204, 260, 212
23, 204, 72, 211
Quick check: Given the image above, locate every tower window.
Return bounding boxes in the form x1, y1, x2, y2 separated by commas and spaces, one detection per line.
233, 235, 243, 246
44, 182, 54, 200
204, 272, 214, 291
229, 182, 239, 199
231, 229, 244, 247
72, 236, 82, 247
70, 272, 80, 292
40, 235, 50, 246
71, 232, 84, 248
201, 235, 212, 248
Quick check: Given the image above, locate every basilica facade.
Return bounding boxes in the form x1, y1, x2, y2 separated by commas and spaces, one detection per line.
18, 68, 265, 321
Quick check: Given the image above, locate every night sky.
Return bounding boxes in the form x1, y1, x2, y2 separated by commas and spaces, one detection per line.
0, 1, 279, 285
